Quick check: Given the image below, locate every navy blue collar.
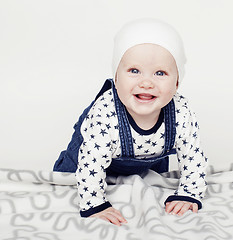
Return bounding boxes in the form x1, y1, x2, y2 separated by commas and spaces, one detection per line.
125, 109, 164, 135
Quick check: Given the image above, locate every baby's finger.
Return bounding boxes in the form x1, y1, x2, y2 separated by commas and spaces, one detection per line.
113, 209, 128, 223
105, 213, 122, 226
177, 203, 192, 216
165, 201, 177, 213
191, 203, 198, 213
170, 202, 185, 215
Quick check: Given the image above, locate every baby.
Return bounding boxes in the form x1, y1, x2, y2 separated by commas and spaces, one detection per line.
53, 18, 208, 226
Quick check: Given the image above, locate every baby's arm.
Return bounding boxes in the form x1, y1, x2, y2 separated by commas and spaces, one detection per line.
75, 96, 126, 222
76, 125, 113, 217
165, 95, 208, 215
76, 126, 127, 224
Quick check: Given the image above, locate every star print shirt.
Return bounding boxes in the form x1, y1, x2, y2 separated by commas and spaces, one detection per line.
75, 89, 208, 217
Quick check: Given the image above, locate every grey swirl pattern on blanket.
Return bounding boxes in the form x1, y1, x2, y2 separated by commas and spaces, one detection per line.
0, 165, 233, 240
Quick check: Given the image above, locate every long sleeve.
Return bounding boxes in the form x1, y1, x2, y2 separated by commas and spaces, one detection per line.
75, 91, 119, 217
165, 94, 208, 208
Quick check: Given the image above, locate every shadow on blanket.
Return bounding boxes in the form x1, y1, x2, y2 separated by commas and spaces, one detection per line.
0, 164, 233, 240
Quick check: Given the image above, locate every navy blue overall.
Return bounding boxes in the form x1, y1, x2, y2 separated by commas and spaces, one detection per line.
53, 78, 176, 175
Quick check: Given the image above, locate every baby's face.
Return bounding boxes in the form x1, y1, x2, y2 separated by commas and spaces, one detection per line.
115, 43, 178, 127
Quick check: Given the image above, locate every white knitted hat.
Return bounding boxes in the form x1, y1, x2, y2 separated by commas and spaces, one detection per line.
112, 18, 187, 84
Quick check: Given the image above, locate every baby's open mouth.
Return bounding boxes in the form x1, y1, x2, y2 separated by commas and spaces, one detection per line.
135, 94, 156, 100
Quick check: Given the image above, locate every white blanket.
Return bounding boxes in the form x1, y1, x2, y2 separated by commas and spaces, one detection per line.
0, 166, 233, 240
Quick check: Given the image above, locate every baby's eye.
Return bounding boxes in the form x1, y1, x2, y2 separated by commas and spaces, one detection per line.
130, 68, 140, 74
155, 71, 166, 76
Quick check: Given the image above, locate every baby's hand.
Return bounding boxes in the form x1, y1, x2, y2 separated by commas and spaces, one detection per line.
165, 201, 198, 216
90, 207, 127, 226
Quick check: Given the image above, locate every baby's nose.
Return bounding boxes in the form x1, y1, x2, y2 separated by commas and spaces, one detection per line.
139, 79, 154, 89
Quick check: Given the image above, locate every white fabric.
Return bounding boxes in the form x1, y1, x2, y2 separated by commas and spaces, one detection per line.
0, 166, 233, 240
112, 18, 187, 84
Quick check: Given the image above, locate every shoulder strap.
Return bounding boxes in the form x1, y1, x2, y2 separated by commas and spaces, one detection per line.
163, 99, 176, 152
110, 79, 176, 157
95, 78, 112, 100
111, 79, 135, 158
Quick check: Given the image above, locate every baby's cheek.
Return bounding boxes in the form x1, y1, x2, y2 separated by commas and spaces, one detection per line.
163, 88, 176, 98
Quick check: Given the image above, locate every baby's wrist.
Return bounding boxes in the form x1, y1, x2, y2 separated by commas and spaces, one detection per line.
80, 201, 112, 218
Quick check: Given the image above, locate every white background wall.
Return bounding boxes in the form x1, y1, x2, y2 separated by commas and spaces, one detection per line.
0, 0, 233, 171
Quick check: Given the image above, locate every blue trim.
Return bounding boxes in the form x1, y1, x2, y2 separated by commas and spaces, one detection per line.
80, 201, 112, 217
164, 195, 202, 209
125, 109, 164, 135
